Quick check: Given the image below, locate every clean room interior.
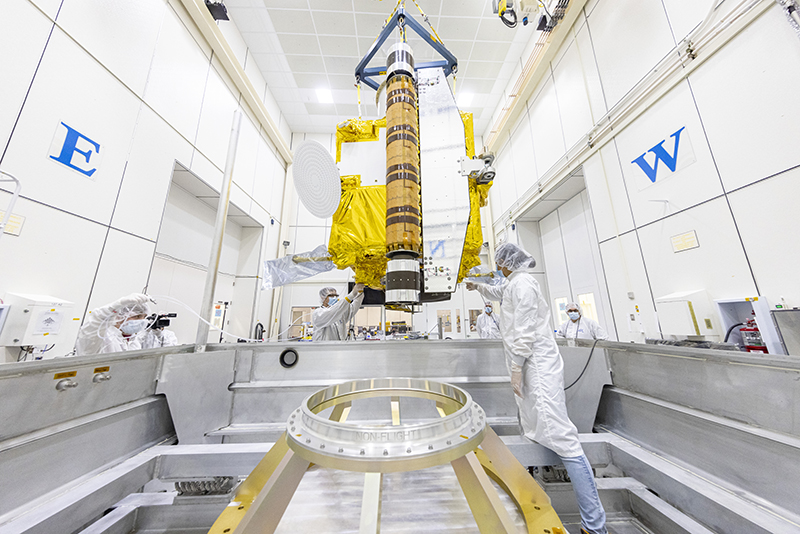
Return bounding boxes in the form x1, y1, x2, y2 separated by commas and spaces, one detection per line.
1, 0, 800, 532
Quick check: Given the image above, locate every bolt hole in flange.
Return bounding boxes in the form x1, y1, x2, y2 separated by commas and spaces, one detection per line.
279, 348, 299, 368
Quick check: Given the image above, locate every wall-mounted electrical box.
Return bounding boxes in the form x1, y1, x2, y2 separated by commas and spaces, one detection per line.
0, 293, 80, 348
655, 290, 720, 341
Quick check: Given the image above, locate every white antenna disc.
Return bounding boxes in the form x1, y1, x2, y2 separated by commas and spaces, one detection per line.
293, 140, 341, 218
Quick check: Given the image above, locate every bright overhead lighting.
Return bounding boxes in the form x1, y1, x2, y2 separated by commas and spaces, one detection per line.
316, 88, 333, 104
457, 92, 474, 107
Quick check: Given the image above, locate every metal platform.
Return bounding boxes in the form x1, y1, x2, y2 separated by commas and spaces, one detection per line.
1, 339, 798, 533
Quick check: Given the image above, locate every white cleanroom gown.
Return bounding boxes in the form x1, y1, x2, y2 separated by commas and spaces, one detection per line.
137, 328, 179, 348
557, 317, 608, 341
75, 294, 151, 356
476, 312, 501, 339
312, 290, 365, 341
475, 271, 583, 458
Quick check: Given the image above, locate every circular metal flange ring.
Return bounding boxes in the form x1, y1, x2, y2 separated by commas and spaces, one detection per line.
286, 378, 486, 473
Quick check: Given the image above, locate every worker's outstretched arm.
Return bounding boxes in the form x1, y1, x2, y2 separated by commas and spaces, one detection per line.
347, 285, 366, 322
466, 280, 506, 302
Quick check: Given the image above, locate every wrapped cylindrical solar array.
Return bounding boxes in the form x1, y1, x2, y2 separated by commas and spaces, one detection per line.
385, 42, 421, 258
385, 42, 421, 304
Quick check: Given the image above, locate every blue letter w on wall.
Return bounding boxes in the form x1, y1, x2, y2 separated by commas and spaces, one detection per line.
631, 126, 686, 183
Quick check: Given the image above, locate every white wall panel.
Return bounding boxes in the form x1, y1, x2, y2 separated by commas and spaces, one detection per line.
112, 106, 193, 241
598, 232, 658, 342
252, 137, 278, 215
85, 229, 156, 313
292, 225, 326, 254
156, 184, 242, 274
588, 0, 675, 108
552, 40, 594, 149
0, 0, 52, 153
509, 113, 537, 199
1, 28, 140, 225
493, 141, 518, 220
614, 81, 724, 227
190, 150, 223, 191
574, 23, 607, 124
527, 77, 567, 177
0, 194, 106, 323
661, 0, 703, 43
143, 7, 209, 141
57, 0, 165, 97
232, 116, 260, 197
559, 194, 600, 294
217, 17, 248, 67
194, 68, 240, 169
230, 182, 252, 216
582, 143, 634, 242
539, 210, 571, 311
29, 0, 62, 20
689, 5, 800, 191
516, 221, 544, 271
636, 197, 756, 302
244, 51, 267, 103
728, 167, 800, 307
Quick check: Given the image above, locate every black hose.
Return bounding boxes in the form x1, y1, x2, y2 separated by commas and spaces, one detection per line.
565, 339, 599, 390
254, 322, 265, 341
724, 323, 744, 343
501, 8, 517, 28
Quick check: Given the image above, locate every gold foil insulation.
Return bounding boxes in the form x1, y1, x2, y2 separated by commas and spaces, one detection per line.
328, 175, 388, 288
385, 73, 421, 257
457, 111, 493, 283
335, 117, 386, 163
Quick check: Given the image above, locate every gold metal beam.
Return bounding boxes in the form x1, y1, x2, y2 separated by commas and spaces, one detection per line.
207, 434, 309, 534
477, 427, 565, 534
359, 472, 383, 534
391, 396, 401, 425
451, 451, 518, 534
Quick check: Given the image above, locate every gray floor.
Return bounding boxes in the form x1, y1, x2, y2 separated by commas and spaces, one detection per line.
266, 464, 654, 534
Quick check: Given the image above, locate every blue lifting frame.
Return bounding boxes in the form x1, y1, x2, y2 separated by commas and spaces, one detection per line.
354, 7, 458, 90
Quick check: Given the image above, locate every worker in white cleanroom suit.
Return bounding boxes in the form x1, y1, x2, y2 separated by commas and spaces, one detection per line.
557, 302, 608, 341
476, 302, 501, 339
75, 293, 152, 356
467, 242, 606, 534
312, 284, 365, 341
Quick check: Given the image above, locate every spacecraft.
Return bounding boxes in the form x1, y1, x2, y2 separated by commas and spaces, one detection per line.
264, 4, 496, 310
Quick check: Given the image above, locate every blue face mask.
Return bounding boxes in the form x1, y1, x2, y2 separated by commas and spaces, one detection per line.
494, 269, 505, 278
567, 311, 580, 321
327, 296, 338, 307
485, 306, 492, 314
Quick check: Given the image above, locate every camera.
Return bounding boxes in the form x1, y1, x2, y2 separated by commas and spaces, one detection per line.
148, 313, 177, 330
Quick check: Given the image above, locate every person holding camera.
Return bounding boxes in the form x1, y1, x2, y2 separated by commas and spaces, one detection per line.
137, 312, 179, 348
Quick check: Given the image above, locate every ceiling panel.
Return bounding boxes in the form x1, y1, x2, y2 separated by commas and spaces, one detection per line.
317, 35, 360, 57
228, 0, 540, 133
311, 11, 357, 35
267, 9, 317, 33
285, 54, 326, 73
276, 33, 320, 55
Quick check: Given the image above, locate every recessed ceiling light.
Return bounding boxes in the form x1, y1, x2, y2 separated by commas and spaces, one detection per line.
316, 88, 333, 104
457, 92, 473, 107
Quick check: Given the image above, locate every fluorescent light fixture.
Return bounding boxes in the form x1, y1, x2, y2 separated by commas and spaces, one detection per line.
457, 92, 474, 107
316, 88, 333, 104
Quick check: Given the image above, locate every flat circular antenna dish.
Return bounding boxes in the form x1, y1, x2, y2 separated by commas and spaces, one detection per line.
293, 140, 341, 218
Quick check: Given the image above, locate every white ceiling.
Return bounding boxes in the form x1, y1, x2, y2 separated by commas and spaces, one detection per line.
225, 0, 538, 136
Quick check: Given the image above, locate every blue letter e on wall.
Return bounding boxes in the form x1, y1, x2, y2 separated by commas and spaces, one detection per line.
631, 126, 686, 184
49, 122, 101, 178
